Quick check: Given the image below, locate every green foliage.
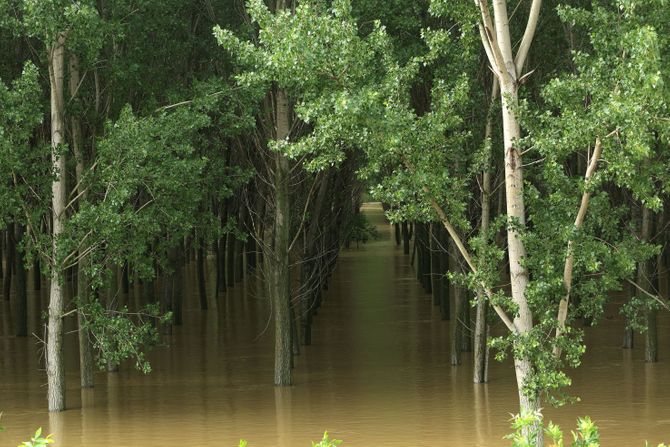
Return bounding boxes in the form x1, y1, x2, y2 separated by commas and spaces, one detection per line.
0, 61, 45, 230
20, 0, 103, 62
60, 104, 209, 282
214, 0, 395, 171
508, 412, 668, 447
344, 212, 380, 246
79, 300, 169, 373
238, 432, 342, 447
17, 428, 54, 447
312, 432, 343, 447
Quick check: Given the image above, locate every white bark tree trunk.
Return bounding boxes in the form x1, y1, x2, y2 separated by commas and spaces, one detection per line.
47, 34, 67, 412
475, 0, 543, 439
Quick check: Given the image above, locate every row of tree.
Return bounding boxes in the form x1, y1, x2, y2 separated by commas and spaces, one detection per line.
1, 0, 669, 444
0, 0, 369, 413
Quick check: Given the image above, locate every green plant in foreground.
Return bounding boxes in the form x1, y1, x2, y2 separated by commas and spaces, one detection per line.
18, 428, 54, 447
238, 431, 342, 447
508, 412, 668, 447
312, 432, 342, 447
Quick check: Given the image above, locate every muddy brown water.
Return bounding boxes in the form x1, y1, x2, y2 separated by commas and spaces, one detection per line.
1, 203, 669, 446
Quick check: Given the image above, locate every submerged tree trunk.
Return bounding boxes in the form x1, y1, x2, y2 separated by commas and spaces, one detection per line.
173, 247, 184, 326
640, 206, 656, 362
47, 34, 67, 412
271, 86, 292, 386
106, 266, 120, 373
430, 224, 442, 306
161, 249, 177, 335
622, 301, 634, 348
474, 80, 497, 383
226, 229, 236, 288
449, 239, 463, 366
33, 258, 41, 291
402, 221, 410, 255
3, 224, 13, 302
70, 53, 95, 389
439, 226, 450, 320
197, 241, 208, 310
14, 225, 27, 337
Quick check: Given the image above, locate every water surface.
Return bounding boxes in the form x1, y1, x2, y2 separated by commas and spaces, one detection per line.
1, 203, 668, 446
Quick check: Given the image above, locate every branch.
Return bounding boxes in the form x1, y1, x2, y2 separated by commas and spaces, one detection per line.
474, 0, 512, 83
627, 279, 670, 313
554, 137, 603, 356
513, 0, 543, 75
403, 159, 518, 334
288, 172, 321, 253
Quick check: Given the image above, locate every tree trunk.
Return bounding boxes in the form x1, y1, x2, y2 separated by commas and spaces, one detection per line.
235, 205, 245, 282
69, 53, 95, 388
474, 81, 497, 383
3, 224, 13, 302
401, 221, 410, 255
33, 258, 41, 291
394, 223, 401, 246
461, 296, 472, 353
640, 206, 656, 362
14, 225, 28, 337
215, 207, 227, 296
449, 239, 463, 366
161, 249, 176, 335
47, 34, 67, 412
0, 231, 4, 280
197, 241, 208, 310
226, 229, 235, 288
106, 266, 120, 373
430, 224, 442, 306
270, 86, 292, 386
435, 226, 448, 320
500, 78, 542, 442
472, 0, 543, 436
173, 247, 183, 326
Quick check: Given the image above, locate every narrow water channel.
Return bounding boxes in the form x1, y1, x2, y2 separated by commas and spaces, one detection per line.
0, 203, 668, 446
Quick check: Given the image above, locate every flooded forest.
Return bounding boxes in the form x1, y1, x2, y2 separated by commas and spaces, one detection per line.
0, 0, 669, 446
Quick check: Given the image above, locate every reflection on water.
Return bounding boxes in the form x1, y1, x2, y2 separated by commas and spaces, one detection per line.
0, 203, 668, 446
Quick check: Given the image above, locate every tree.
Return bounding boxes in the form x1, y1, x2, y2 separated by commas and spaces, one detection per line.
214, 0, 392, 385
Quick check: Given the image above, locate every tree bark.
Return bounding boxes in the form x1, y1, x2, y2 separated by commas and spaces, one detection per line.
401, 221, 410, 255
271, 86, 292, 386
197, 240, 208, 310
477, 0, 544, 434
474, 79, 498, 383
106, 266, 120, 373
13, 225, 28, 337
226, 228, 235, 287
449, 239, 463, 366
3, 224, 13, 302
69, 53, 95, 389
33, 258, 41, 291
640, 206, 656, 362
439, 226, 450, 320
430, 224, 442, 306
173, 247, 184, 326
161, 249, 176, 335
47, 34, 67, 412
